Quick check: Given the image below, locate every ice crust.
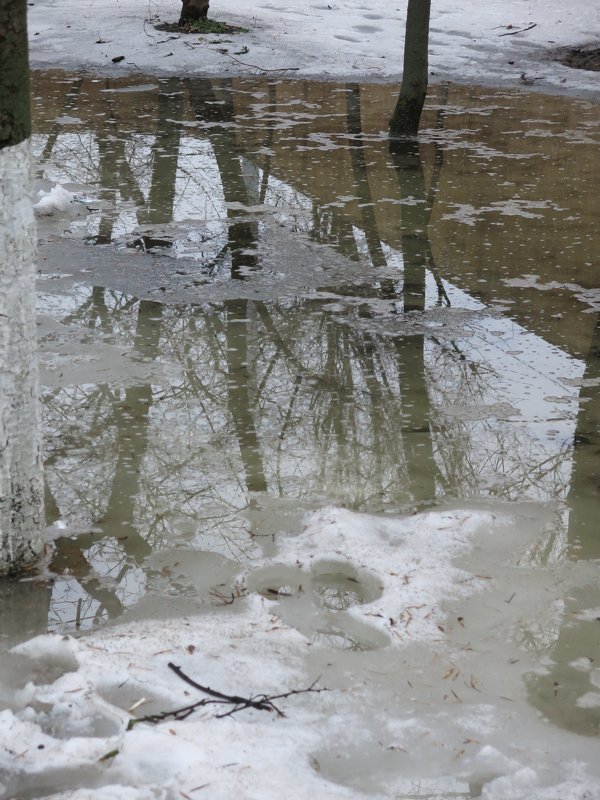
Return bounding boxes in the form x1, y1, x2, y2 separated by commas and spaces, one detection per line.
2, 507, 600, 799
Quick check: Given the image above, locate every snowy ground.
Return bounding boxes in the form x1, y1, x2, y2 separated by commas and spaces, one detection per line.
2, 2, 600, 799
3, 506, 600, 799
28, 0, 600, 97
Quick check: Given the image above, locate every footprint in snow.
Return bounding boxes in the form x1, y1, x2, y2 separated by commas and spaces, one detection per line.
246, 561, 389, 651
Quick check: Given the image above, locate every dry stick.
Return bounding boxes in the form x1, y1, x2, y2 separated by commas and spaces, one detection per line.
127, 663, 326, 728
127, 697, 214, 728
215, 677, 325, 719
221, 53, 300, 72
499, 23, 537, 36
168, 662, 277, 713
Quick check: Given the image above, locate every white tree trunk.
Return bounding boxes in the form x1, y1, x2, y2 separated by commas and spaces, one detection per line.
0, 139, 44, 575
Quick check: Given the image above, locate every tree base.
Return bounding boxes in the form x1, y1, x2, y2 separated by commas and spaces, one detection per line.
389, 95, 426, 139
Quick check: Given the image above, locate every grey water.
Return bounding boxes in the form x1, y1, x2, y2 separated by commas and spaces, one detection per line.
1, 72, 599, 746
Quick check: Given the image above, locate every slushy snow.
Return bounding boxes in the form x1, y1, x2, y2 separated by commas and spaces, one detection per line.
2, 507, 600, 799
2, 1, 600, 798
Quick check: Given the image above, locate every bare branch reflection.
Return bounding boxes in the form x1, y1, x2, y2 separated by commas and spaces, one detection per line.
30, 73, 594, 642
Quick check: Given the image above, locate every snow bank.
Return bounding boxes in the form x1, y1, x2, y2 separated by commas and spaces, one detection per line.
2, 607, 364, 800
3, 506, 600, 798
251, 506, 493, 645
28, 0, 600, 97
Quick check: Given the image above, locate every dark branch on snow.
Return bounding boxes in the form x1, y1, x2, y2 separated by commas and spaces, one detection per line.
126, 662, 327, 729
498, 23, 537, 36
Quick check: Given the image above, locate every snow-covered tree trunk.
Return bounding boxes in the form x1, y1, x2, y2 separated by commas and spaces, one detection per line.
0, 0, 45, 575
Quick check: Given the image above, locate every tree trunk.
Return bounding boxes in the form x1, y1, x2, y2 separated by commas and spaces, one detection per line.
0, 0, 45, 575
0, 0, 31, 149
566, 315, 600, 558
389, 0, 431, 138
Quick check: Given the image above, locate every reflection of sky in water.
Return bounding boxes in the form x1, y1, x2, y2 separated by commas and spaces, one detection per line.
434, 277, 583, 436
31, 131, 318, 262
174, 138, 225, 222
49, 557, 146, 631
30, 76, 598, 638
36, 207, 585, 627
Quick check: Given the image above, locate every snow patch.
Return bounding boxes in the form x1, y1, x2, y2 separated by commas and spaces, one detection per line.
34, 184, 75, 216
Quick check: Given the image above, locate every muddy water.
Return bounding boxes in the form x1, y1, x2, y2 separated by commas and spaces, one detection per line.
2, 73, 600, 743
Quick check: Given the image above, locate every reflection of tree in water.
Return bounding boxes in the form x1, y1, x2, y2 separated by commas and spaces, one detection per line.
225, 300, 268, 493
345, 84, 391, 281
135, 79, 185, 247
425, 339, 572, 503
35, 74, 584, 635
525, 315, 600, 737
312, 573, 363, 611
46, 299, 161, 628
566, 316, 600, 559
257, 302, 414, 507
43, 297, 443, 627
187, 79, 262, 279
42, 79, 184, 628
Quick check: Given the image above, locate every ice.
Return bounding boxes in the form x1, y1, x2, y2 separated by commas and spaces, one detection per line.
2, 507, 600, 798
4, 0, 600, 796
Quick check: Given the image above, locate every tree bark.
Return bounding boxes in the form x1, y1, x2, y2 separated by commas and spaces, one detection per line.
389, 0, 431, 138
0, 0, 44, 575
0, 0, 31, 148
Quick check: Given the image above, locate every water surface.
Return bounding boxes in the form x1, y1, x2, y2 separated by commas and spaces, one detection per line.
2, 73, 600, 750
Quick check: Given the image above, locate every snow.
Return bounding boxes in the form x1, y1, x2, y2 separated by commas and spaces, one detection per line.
3, 1, 600, 798
34, 184, 76, 216
2, 507, 600, 799
27, 0, 600, 97
257, 506, 491, 644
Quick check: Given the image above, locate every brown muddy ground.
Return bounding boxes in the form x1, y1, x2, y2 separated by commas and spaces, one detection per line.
155, 20, 245, 35
557, 44, 600, 71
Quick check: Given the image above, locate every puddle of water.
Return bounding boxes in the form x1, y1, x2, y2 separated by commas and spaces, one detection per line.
311, 573, 367, 611
2, 70, 600, 759
312, 618, 390, 651
246, 560, 384, 650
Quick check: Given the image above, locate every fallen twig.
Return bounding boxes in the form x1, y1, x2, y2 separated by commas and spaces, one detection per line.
168, 662, 280, 713
127, 663, 326, 728
499, 23, 537, 37
143, 18, 157, 42
221, 52, 300, 72
209, 588, 236, 605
